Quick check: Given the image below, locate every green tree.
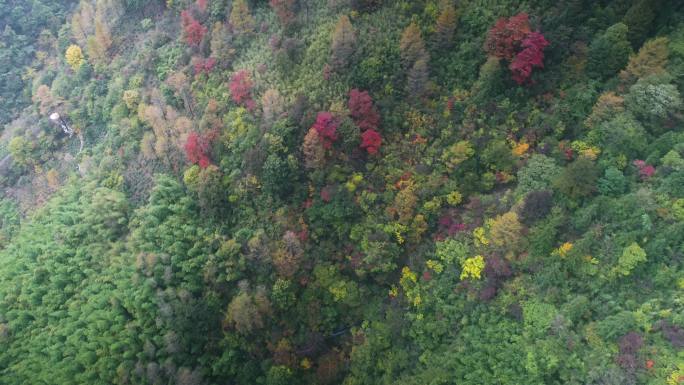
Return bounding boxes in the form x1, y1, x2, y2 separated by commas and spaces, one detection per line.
598, 167, 627, 196
553, 157, 599, 201
516, 155, 562, 197
613, 242, 647, 276
587, 23, 632, 80
589, 113, 648, 158
622, 0, 657, 47
625, 77, 682, 132
8, 136, 32, 167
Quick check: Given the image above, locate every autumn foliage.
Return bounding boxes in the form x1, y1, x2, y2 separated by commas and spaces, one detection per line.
196, 0, 208, 12
312, 112, 339, 149
192, 57, 216, 75
400, 21, 427, 66
229, 70, 256, 110
230, 0, 255, 35
65, 44, 85, 71
360, 129, 382, 155
509, 32, 549, 84
330, 15, 356, 71
184, 131, 212, 168
348, 89, 380, 131
433, 5, 458, 47
400, 22, 430, 96
484, 13, 531, 60
303, 128, 325, 168
348, 89, 382, 155
484, 13, 548, 84
181, 10, 207, 47
633, 159, 655, 179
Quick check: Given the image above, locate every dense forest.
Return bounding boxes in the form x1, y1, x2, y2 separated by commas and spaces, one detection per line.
0, 0, 683, 383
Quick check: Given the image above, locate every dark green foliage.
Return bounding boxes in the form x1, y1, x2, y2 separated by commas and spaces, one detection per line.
622, 0, 657, 48
520, 190, 553, 224
261, 153, 299, 199
351, 0, 383, 13
587, 23, 633, 80
598, 167, 627, 196
553, 157, 600, 201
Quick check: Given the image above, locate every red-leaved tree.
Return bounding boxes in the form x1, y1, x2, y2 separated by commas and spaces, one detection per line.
633, 159, 655, 179
185, 131, 212, 168
348, 89, 380, 131
484, 13, 548, 84
509, 32, 549, 84
484, 13, 531, 60
312, 112, 339, 149
181, 10, 207, 47
360, 129, 382, 155
197, 0, 208, 12
193, 57, 217, 75
229, 70, 256, 111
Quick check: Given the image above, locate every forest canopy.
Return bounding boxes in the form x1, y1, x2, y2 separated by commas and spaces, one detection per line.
0, 0, 683, 384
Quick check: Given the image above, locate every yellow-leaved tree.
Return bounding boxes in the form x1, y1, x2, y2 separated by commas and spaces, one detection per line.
229, 0, 255, 35
65, 45, 85, 71
460, 255, 485, 280
489, 211, 523, 257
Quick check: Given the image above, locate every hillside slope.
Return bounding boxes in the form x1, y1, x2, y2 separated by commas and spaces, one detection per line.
0, 0, 683, 384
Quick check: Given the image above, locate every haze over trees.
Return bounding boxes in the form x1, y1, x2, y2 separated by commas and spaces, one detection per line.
0, 0, 683, 384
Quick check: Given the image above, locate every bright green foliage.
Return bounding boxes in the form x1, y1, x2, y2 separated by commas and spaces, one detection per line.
522, 301, 558, 335
8, 136, 32, 167
661, 150, 684, 171
614, 242, 647, 277
673, 199, 684, 221
435, 239, 470, 265
0, 182, 136, 383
